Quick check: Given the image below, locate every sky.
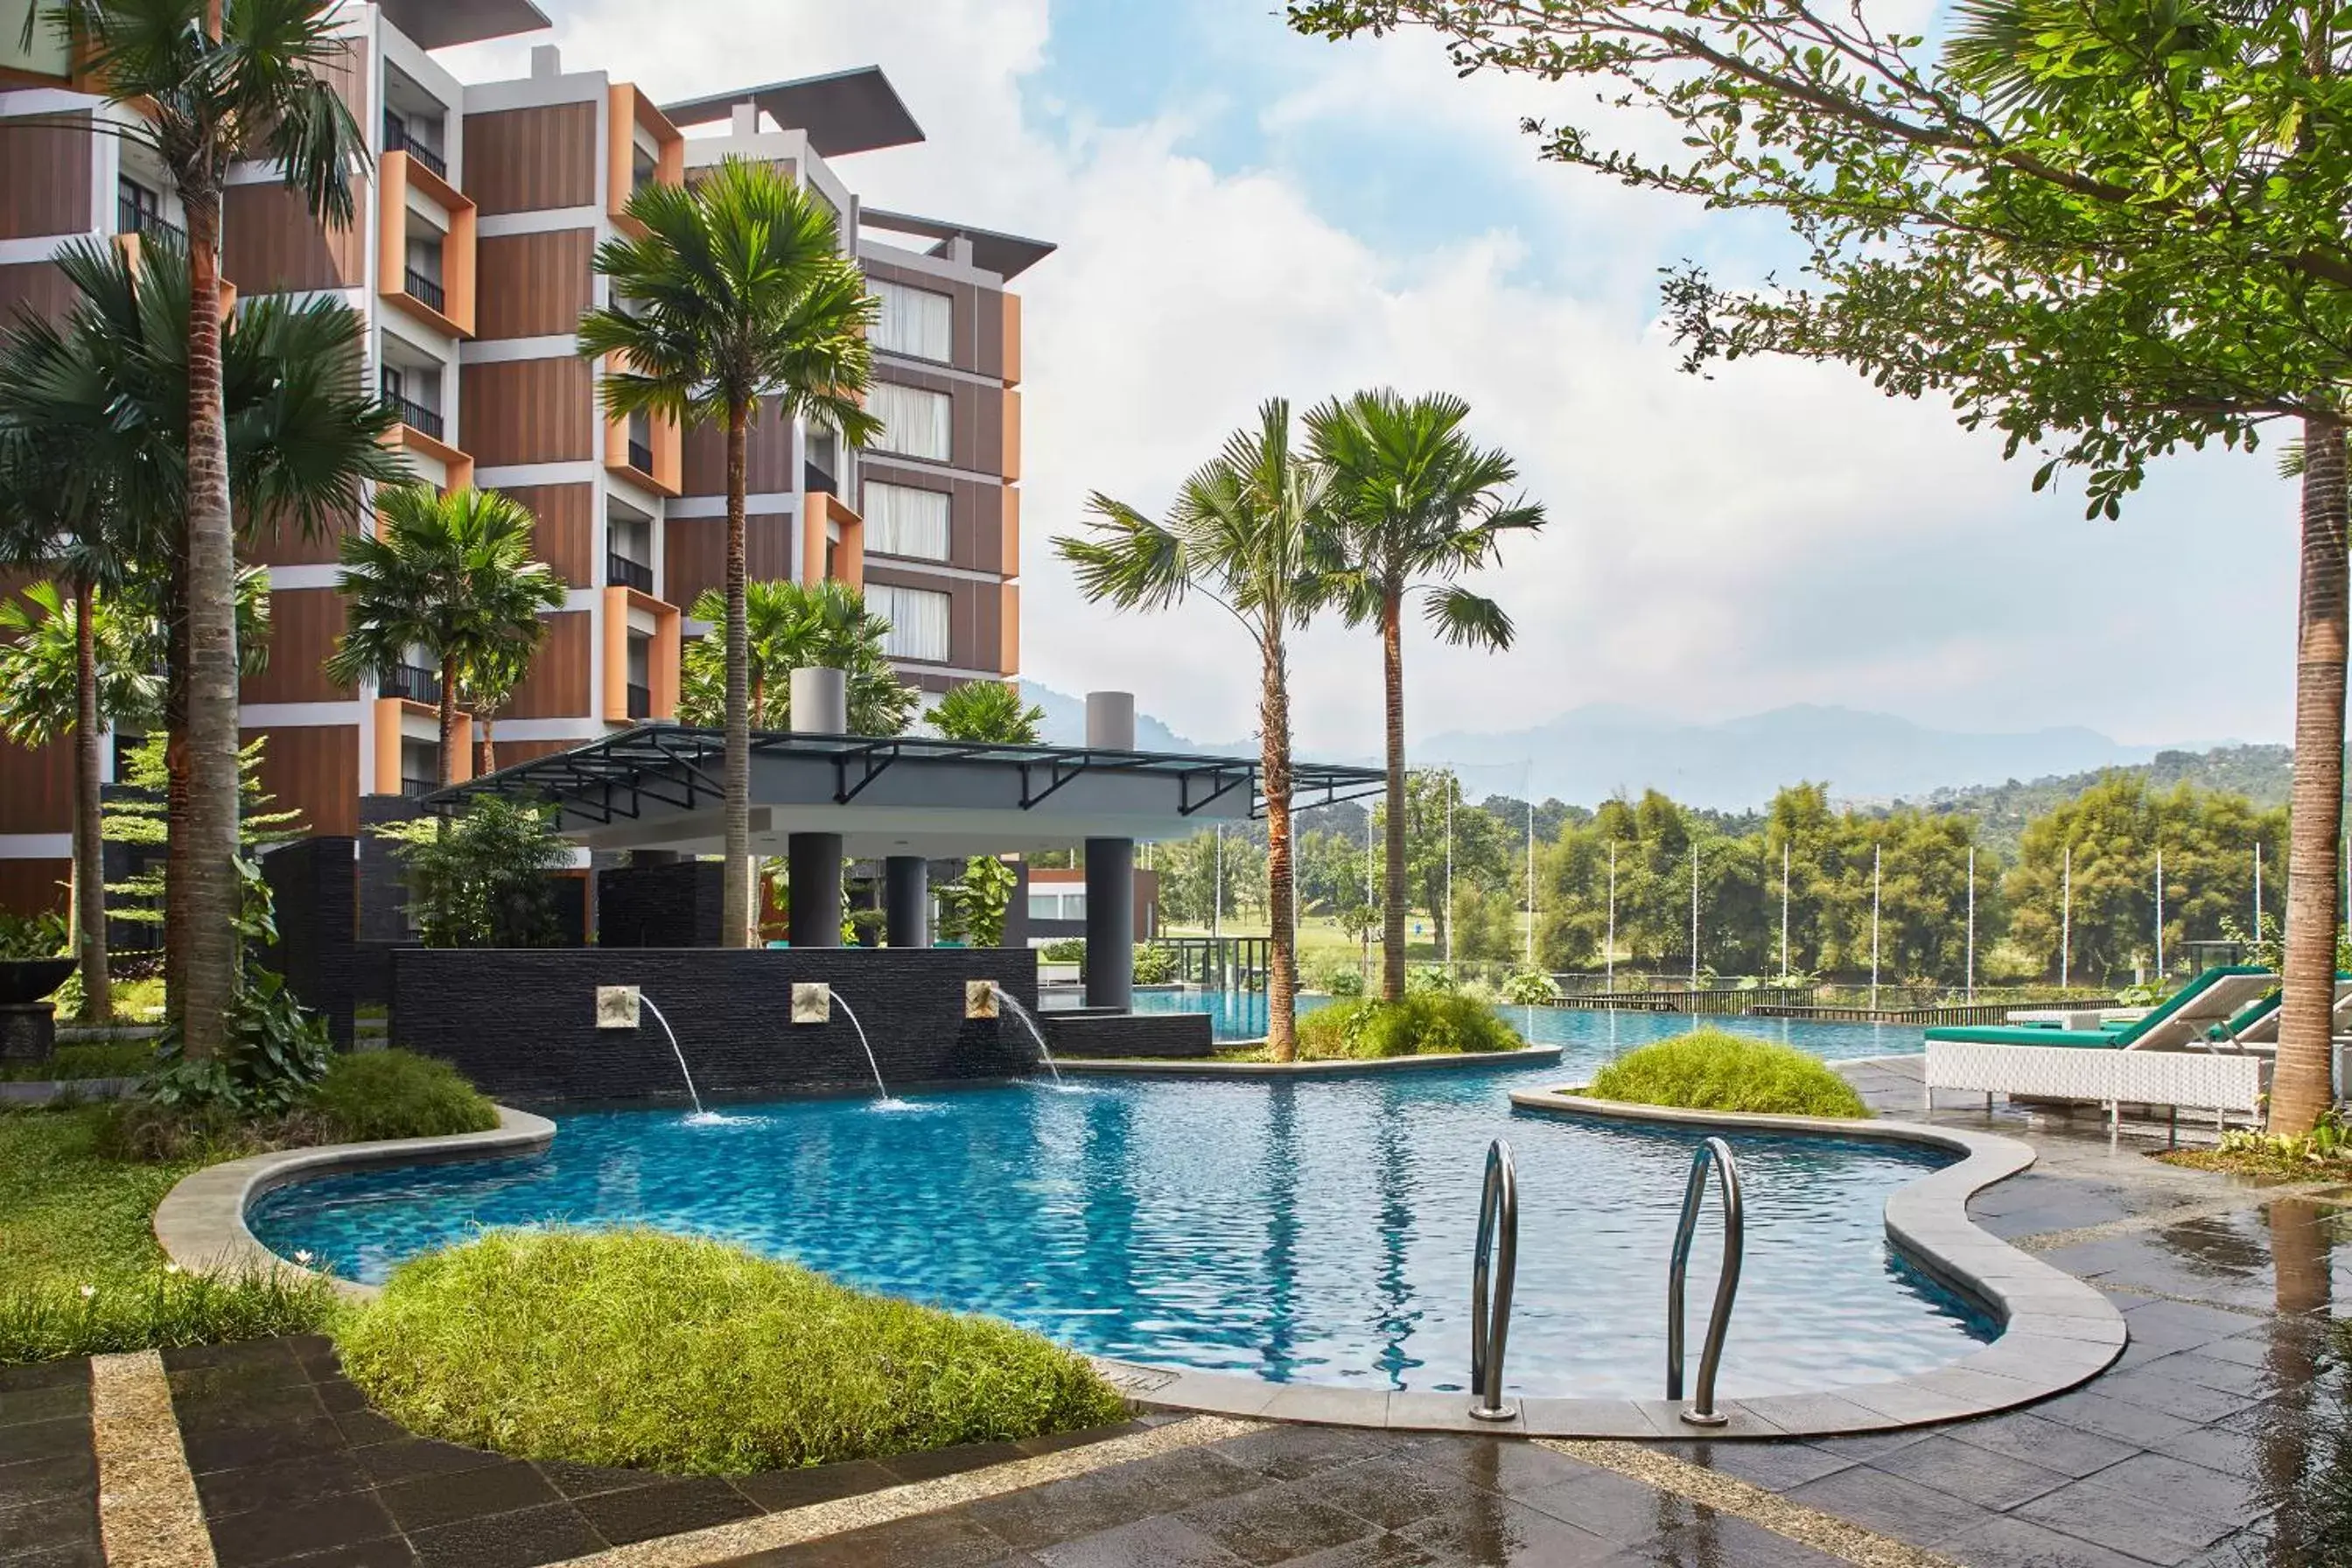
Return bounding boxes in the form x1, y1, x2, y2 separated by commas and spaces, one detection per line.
443, 0, 2299, 756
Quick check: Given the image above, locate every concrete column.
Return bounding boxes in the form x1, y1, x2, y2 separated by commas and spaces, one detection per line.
791, 666, 848, 734
1085, 690, 1136, 750
1086, 836, 1135, 1011
884, 856, 928, 948
787, 831, 844, 947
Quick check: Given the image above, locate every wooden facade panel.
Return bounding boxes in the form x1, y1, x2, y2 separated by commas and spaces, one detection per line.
494, 482, 594, 587
678, 397, 794, 497
0, 113, 90, 239
223, 179, 368, 295
241, 587, 354, 704
463, 102, 598, 215
242, 724, 358, 837
506, 610, 591, 719
482, 738, 578, 768
245, 508, 357, 567
459, 356, 593, 466
0, 858, 70, 918
475, 228, 594, 340
0, 738, 70, 835
662, 514, 789, 612
0, 259, 74, 324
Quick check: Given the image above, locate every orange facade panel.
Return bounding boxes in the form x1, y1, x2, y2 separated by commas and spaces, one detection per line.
606, 84, 684, 229
999, 582, 1019, 677
600, 587, 679, 723
378, 150, 477, 338
1001, 292, 1021, 387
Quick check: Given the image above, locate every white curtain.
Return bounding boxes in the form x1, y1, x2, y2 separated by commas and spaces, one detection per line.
873, 279, 955, 361
870, 382, 953, 462
863, 481, 951, 560
871, 583, 952, 662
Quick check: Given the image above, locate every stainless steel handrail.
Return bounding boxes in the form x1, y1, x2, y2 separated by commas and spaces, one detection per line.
1468, 1138, 1519, 1422
1666, 1135, 1745, 1427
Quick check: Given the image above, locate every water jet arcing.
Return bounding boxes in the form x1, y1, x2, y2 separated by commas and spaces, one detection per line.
829, 991, 892, 1102
636, 996, 706, 1117
990, 985, 1066, 1088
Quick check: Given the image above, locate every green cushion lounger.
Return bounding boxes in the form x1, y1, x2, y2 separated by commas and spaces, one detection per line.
1923, 966, 2277, 1053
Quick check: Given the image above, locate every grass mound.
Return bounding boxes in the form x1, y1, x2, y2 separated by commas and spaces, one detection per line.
334, 1229, 1130, 1474
307, 1051, 500, 1143
1586, 1030, 1869, 1118
1293, 994, 1525, 1060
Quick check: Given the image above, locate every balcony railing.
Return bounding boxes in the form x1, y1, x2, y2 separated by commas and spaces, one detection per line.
626, 682, 652, 719
606, 551, 654, 593
382, 663, 442, 704
803, 461, 836, 495
399, 775, 438, 799
403, 267, 446, 313
627, 438, 654, 473
383, 116, 448, 180
386, 393, 444, 442
116, 198, 185, 248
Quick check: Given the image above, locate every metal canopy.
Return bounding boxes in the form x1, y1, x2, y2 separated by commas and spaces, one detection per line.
425, 724, 1383, 858
860, 210, 1057, 282
662, 66, 924, 157
378, 0, 550, 50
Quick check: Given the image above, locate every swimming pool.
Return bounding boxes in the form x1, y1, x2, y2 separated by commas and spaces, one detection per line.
1120, 987, 1923, 1064
251, 1060, 1990, 1400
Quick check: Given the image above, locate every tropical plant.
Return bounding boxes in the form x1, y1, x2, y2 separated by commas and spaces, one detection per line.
676, 580, 915, 737
145, 853, 330, 1116
326, 488, 564, 788
0, 584, 159, 1019
458, 644, 529, 780
373, 796, 572, 948
25, 0, 373, 1063
1587, 1031, 1868, 1118
1294, 993, 1522, 1059
1501, 968, 1559, 1004
936, 856, 1016, 948
1056, 400, 1334, 1060
580, 157, 879, 951
1132, 942, 1178, 986
1307, 390, 1542, 1000
926, 681, 1044, 744
0, 911, 66, 962
101, 731, 304, 948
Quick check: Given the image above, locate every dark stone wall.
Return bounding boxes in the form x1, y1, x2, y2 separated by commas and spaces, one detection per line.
260, 836, 360, 1047
358, 795, 423, 943
597, 862, 725, 947
1042, 1010, 1214, 1060
389, 947, 1044, 1104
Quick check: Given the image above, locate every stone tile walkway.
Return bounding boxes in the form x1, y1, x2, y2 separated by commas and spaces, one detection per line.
7, 1054, 2352, 1567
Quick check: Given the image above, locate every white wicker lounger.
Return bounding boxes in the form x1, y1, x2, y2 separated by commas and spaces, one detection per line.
1924, 1039, 2262, 1138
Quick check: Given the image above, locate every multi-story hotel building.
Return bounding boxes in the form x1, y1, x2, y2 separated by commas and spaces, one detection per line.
0, 3, 1047, 918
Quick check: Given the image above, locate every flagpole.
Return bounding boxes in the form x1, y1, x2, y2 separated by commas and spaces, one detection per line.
1606, 839, 1617, 996
2254, 842, 2264, 962
1870, 843, 1881, 1012
1780, 838, 1789, 985
1524, 795, 1535, 969
2155, 845, 2166, 982
1965, 845, 1976, 1003
2061, 843, 2072, 990
1690, 839, 1701, 990
1443, 778, 1453, 972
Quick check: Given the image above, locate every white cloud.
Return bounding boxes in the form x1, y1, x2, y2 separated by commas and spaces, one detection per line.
442, 0, 2296, 753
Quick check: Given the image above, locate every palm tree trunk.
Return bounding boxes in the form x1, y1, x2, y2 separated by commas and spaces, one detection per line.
71, 578, 109, 1024
177, 189, 239, 1060
2275, 416, 2348, 1134
721, 397, 752, 948
1262, 626, 1298, 1062
1381, 584, 1407, 1001
163, 567, 186, 1026
437, 654, 459, 787
478, 710, 495, 777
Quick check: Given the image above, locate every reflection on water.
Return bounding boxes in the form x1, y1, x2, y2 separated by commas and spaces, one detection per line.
2238, 1199, 2352, 1567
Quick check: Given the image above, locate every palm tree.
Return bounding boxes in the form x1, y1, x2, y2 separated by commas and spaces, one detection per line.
1307, 390, 1544, 1000
0, 583, 159, 1018
326, 488, 565, 786
927, 681, 1044, 744
459, 645, 528, 779
0, 234, 396, 1024
578, 158, 879, 950
28, 0, 369, 1059
1056, 399, 1334, 1060
677, 579, 916, 737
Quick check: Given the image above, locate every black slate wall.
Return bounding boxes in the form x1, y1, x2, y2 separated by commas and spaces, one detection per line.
389, 948, 1044, 1104
1041, 1010, 1214, 1060
261, 836, 359, 1048
597, 863, 726, 948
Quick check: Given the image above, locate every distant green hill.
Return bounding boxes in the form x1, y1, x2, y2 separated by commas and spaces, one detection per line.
1899, 745, 2293, 858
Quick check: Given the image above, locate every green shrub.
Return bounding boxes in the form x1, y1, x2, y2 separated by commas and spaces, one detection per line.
1501, 968, 1560, 1004
0, 1041, 158, 1083
306, 1051, 499, 1143
1039, 937, 1087, 962
1294, 994, 1523, 1059
1132, 943, 1178, 985
0, 910, 66, 961
0, 1265, 335, 1366
1303, 955, 1366, 996
1586, 1030, 1869, 1118
335, 1229, 1129, 1474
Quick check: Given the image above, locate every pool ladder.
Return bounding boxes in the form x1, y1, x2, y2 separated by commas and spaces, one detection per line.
1667, 1137, 1746, 1426
1467, 1139, 1518, 1422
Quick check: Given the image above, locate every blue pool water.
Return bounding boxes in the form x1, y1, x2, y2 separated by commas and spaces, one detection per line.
1124, 987, 1924, 1066
252, 1060, 1989, 1399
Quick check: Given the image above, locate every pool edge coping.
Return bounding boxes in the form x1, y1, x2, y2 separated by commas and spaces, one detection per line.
1054, 1043, 1564, 1077
152, 1105, 555, 1303
1102, 1090, 2123, 1439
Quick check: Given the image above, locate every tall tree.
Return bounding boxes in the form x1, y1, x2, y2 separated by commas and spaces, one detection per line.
927, 680, 1046, 744
327, 487, 564, 787
1058, 399, 1334, 1060
1307, 390, 1543, 999
0, 233, 394, 1024
579, 158, 878, 948
28, 0, 367, 1057
676, 579, 916, 737
1292, 0, 2352, 1130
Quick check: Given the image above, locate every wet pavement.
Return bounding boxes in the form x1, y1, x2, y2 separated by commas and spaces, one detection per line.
8, 1056, 2352, 1567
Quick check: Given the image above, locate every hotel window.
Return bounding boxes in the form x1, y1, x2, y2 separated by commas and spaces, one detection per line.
869, 583, 952, 663
864, 481, 951, 561
872, 279, 954, 362
870, 382, 952, 463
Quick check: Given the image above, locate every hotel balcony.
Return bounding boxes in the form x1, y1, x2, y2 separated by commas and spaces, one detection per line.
377, 146, 476, 340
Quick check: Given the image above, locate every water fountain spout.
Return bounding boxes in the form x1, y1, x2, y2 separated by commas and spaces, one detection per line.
990, 984, 1066, 1088
828, 992, 891, 1101
635, 996, 705, 1116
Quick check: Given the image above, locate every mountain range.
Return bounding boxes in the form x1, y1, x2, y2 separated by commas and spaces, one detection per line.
1023, 683, 2211, 811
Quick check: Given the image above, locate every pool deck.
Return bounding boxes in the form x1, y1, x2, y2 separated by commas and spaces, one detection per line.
17, 1057, 2352, 1567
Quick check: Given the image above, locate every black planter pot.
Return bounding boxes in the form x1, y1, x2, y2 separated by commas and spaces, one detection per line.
0, 958, 75, 1006
0, 958, 77, 1064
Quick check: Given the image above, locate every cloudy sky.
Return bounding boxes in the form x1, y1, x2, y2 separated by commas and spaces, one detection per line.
447, 0, 2295, 755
